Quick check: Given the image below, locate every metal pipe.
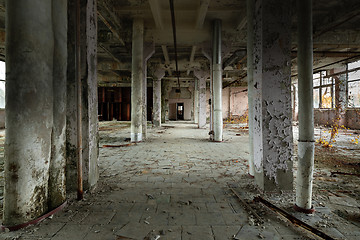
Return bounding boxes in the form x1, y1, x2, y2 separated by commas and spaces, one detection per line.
295, 0, 314, 211
76, 0, 83, 200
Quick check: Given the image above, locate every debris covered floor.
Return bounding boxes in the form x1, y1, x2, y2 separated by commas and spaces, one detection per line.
0, 122, 360, 239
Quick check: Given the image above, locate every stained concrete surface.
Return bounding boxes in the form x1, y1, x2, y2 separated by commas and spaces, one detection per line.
0, 122, 359, 239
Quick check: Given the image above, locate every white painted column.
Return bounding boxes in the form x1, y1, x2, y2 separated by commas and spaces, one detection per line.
194, 78, 199, 124
131, 18, 144, 142
253, 0, 293, 192
246, 0, 255, 176
152, 68, 165, 127
194, 70, 209, 129
212, 19, 223, 142
295, 0, 315, 212
142, 42, 155, 139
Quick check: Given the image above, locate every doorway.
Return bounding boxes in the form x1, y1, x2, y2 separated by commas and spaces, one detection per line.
176, 103, 184, 120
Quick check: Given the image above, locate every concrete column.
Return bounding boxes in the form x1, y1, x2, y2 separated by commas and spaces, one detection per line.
66, 0, 98, 193
4, 0, 58, 226
49, 0, 67, 209
83, 0, 99, 190
295, 0, 315, 211
194, 70, 209, 128
152, 68, 165, 127
142, 42, 155, 139
246, 0, 255, 176
194, 78, 199, 124
253, 0, 293, 192
212, 20, 223, 142
161, 79, 170, 123
66, 0, 78, 192
131, 18, 144, 142
335, 73, 347, 127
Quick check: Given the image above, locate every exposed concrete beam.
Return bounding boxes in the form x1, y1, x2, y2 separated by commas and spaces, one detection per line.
149, 0, 164, 29
187, 46, 197, 75
236, 16, 247, 31
161, 45, 170, 64
97, 11, 125, 46
98, 61, 131, 71
99, 43, 123, 64
314, 5, 360, 38
195, 0, 210, 29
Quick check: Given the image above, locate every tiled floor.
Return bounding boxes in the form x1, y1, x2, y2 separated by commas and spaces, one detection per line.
0, 122, 359, 239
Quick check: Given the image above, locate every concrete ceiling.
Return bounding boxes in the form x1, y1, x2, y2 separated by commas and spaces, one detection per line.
0, 1, 359, 86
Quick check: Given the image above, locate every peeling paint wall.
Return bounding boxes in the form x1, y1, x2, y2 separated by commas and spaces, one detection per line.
206, 87, 248, 120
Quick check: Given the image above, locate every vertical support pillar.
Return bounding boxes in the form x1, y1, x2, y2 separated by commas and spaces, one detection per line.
152, 68, 165, 127
194, 78, 199, 124
83, 0, 99, 190
247, 0, 255, 176
295, 0, 315, 212
131, 18, 144, 142
194, 70, 209, 129
253, 0, 293, 192
161, 79, 170, 123
49, 0, 67, 209
142, 42, 155, 139
335, 73, 347, 127
66, 0, 98, 193
4, 0, 68, 226
212, 19, 223, 142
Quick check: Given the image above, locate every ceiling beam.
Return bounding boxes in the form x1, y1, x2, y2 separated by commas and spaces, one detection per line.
236, 17, 247, 31
161, 45, 172, 74
195, 0, 210, 29
149, 0, 164, 29
97, 11, 125, 46
187, 46, 197, 75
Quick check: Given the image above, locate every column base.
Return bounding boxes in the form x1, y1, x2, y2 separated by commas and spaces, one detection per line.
2, 201, 67, 232
294, 204, 315, 214
131, 133, 142, 143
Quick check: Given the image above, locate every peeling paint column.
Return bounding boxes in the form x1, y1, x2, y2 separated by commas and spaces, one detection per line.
49, 0, 67, 209
295, 0, 315, 211
4, 0, 54, 226
131, 18, 144, 142
161, 79, 170, 123
247, 0, 255, 176
194, 70, 209, 129
83, 0, 99, 190
212, 20, 223, 142
152, 68, 165, 127
66, 0, 78, 192
142, 42, 155, 139
253, 0, 293, 192
194, 78, 199, 124
335, 73, 347, 127
66, 0, 98, 193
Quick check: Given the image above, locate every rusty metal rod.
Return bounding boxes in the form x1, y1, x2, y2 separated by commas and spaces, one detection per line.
229, 188, 263, 224
254, 196, 335, 240
76, 0, 83, 200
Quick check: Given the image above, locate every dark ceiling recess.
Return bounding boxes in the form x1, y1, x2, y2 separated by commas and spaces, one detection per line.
169, 0, 181, 93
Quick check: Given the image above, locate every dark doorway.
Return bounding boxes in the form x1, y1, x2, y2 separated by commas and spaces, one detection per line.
176, 103, 184, 120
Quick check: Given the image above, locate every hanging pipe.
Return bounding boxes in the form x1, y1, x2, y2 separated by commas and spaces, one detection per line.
169, 0, 181, 92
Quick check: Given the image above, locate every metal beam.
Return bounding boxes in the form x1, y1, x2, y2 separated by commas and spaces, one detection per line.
149, 0, 164, 29
195, 0, 210, 29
